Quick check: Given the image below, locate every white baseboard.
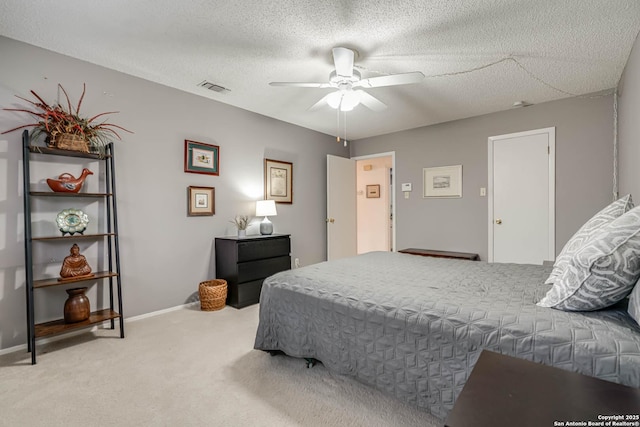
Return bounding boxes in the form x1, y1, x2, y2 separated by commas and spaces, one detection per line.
0, 301, 201, 357
125, 301, 199, 322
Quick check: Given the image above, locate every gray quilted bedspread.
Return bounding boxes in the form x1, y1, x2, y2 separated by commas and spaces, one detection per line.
254, 251, 640, 419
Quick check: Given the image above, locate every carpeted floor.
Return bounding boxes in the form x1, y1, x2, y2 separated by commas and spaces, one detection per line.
0, 304, 441, 427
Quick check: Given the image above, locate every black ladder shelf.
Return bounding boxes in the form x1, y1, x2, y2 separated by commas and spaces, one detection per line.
21, 130, 125, 364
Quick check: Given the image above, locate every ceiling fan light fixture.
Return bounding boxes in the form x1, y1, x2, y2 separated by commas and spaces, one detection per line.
270, 46, 421, 112
326, 91, 343, 109
340, 91, 360, 111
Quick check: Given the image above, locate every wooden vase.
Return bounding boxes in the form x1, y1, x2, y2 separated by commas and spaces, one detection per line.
63, 287, 90, 323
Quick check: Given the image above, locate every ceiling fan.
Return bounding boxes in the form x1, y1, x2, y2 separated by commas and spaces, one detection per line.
269, 47, 425, 112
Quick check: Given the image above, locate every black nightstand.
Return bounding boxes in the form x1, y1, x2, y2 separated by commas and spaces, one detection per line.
215, 234, 291, 308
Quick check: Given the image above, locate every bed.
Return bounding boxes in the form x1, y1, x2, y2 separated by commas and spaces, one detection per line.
254, 251, 640, 420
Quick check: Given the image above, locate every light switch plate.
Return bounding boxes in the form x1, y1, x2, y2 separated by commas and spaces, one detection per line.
401, 183, 412, 192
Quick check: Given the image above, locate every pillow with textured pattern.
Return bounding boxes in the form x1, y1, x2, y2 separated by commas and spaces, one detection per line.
538, 204, 640, 311
628, 282, 640, 325
545, 194, 634, 285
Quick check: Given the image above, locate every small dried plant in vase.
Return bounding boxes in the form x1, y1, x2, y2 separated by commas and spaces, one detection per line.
230, 214, 250, 237
230, 215, 250, 231
2, 83, 132, 154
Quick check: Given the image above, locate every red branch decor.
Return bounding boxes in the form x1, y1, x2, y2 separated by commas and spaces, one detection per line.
2, 83, 132, 148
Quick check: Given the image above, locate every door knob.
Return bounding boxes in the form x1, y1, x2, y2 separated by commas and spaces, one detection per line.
495, 219, 502, 224
326, 218, 335, 223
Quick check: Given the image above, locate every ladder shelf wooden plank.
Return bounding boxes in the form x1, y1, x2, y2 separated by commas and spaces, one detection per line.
34, 309, 121, 338
33, 271, 118, 289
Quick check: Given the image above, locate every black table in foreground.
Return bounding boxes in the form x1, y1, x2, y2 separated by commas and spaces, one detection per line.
445, 350, 640, 427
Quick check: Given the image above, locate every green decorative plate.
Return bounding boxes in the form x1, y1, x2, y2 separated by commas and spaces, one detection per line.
56, 208, 89, 236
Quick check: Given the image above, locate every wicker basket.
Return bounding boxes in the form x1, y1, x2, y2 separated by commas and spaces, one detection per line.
198, 279, 227, 311
47, 133, 90, 153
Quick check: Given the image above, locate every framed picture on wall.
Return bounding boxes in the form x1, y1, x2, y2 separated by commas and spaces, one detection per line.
423, 165, 462, 198
264, 158, 293, 204
366, 184, 380, 198
184, 140, 219, 175
187, 186, 215, 216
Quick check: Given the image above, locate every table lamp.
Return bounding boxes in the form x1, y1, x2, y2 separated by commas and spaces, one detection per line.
256, 200, 277, 235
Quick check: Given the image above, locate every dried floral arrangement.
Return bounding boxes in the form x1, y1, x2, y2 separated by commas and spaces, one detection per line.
2, 83, 132, 151
230, 215, 250, 230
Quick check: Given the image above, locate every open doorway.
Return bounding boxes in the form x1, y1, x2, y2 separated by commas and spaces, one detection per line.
354, 153, 395, 253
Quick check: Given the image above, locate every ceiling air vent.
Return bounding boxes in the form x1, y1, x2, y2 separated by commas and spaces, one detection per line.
198, 81, 230, 93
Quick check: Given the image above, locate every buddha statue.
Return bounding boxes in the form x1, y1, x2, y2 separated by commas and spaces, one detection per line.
59, 244, 94, 281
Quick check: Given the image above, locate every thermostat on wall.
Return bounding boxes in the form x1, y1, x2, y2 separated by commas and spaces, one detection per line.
401, 183, 412, 192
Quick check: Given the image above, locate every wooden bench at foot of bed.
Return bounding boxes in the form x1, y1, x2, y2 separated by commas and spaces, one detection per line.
399, 248, 480, 261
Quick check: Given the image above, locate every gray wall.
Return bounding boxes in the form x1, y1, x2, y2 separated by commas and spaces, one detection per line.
619, 33, 640, 198
351, 95, 615, 261
0, 37, 348, 351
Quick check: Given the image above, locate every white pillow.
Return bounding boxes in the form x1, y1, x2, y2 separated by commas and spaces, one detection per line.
545, 194, 634, 285
537, 204, 640, 311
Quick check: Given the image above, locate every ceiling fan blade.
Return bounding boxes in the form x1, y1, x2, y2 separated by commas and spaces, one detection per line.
354, 71, 425, 88
270, 82, 332, 88
308, 94, 333, 111
332, 47, 354, 78
356, 90, 387, 112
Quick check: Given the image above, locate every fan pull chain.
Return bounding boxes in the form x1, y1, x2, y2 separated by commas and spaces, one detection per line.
336, 107, 341, 143
343, 110, 348, 147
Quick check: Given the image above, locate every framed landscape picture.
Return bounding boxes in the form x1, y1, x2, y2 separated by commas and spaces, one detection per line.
423, 165, 462, 198
184, 140, 219, 175
264, 158, 293, 204
187, 186, 215, 216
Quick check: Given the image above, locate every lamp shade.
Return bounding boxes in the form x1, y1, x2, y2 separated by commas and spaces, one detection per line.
256, 200, 277, 217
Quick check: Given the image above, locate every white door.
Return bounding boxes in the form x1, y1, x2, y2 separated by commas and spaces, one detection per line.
327, 155, 357, 260
488, 128, 555, 264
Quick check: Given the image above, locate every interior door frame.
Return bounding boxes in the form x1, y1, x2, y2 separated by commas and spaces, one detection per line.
352, 151, 397, 252
487, 127, 555, 263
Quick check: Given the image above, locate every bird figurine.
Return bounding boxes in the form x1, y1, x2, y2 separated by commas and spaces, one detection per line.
46, 168, 94, 193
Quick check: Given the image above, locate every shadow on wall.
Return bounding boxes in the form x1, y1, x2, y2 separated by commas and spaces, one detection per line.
184, 291, 200, 305
0, 267, 26, 350
183, 239, 217, 305
0, 137, 28, 350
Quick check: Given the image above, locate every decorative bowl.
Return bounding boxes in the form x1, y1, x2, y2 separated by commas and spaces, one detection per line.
56, 208, 89, 236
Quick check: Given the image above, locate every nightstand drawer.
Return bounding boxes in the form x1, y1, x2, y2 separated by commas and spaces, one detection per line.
238, 255, 291, 283
227, 279, 263, 308
215, 234, 291, 309
237, 237, 290, 262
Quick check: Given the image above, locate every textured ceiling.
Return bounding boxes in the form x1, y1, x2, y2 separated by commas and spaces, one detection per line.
1, 0, 639, 140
